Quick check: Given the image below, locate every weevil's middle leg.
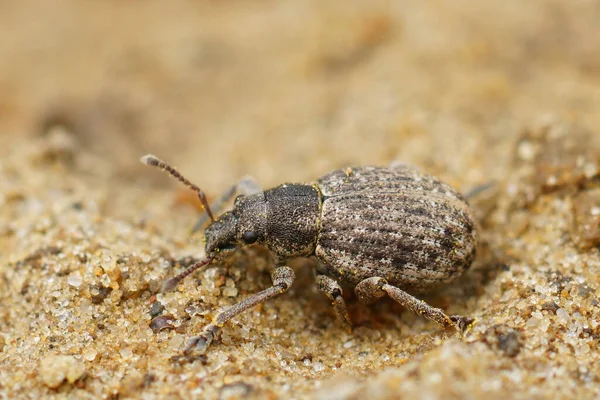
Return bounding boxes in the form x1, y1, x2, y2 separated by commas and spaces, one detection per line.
315, 274, 352, 332
463, 181, 496, 200
184, 266, 295, 356
354, 277, 473, 333
191, 176, 262, 233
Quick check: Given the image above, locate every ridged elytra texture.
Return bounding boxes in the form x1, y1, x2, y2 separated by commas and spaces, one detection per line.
314, 166, 477, 292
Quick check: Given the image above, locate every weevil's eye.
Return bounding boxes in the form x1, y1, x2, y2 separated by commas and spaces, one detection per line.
242, 231, 258, 244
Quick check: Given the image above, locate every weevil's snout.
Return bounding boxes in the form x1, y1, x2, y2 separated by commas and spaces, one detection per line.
205, 212, 238, 256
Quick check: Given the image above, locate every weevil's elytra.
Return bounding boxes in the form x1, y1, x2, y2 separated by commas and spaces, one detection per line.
142, 155, 478, 357
316, 167, 477, 291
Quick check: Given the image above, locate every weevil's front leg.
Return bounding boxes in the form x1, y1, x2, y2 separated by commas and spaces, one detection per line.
315, 275, 352, 332
191, 176, 262, 233
354, 277, 473, 333
184, 266, 295, 356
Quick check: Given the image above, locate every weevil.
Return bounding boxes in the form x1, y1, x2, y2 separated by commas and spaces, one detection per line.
141, 155, 477, 356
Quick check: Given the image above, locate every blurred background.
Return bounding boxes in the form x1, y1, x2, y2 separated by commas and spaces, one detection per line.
1, 0, 599, 195
2, 2, 600, 398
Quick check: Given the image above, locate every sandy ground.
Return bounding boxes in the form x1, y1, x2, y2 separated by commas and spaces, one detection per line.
1, 1, 600, 399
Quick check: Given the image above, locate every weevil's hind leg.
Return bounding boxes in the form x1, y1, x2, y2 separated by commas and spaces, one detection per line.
191, 176, 262, 234
184, 266, 295, 357
315, 275, 352, 332
388, 160, 422, 172
354, 277, 473, 333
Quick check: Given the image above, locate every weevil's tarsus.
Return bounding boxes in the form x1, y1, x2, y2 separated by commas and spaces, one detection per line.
184, 266, 295, 356
141, 154, 215, 222
316, 274, 352, 332
161, 256, 213, 292
450, 315, 477, 335
191, 176, 262, 234
355, 277, 467, 332
184, 324, 219, 356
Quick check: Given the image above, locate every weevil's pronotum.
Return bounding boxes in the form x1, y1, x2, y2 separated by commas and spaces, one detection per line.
142, 155, 477, 356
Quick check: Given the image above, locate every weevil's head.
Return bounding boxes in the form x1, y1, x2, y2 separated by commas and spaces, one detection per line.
205, 193, 267, 257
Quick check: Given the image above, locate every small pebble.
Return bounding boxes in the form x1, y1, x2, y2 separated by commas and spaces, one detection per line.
541, 301, 559, 313
83, 349, 97, 361
222, 287, 238, 297
219, 382, 253, 400
119, 347, 133, 360
313, 362, 325, 372
149, 301, 165, 318
67, 271, 83, 288
119, 370, 145, 396
39, 354, 85, 388
149, 315, 176, 333
556, 308, 570, 324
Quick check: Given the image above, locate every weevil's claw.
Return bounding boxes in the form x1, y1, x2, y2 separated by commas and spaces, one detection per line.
450, 315, 476, 335
184, 334, 211, 356
183, 325, 219, 356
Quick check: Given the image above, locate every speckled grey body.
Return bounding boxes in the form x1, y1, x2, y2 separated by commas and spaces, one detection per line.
142, 155, 479, 357
205, 166, 477, 288
315, 166, 477, 292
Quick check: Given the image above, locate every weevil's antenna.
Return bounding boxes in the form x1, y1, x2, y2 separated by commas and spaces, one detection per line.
160, 256, 213, 292
141, 154, 215, 222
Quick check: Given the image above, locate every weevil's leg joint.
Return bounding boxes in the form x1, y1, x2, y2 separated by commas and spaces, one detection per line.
316, 274, 352, 331
354, 277, 387, 304
271, 265, 295, 290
